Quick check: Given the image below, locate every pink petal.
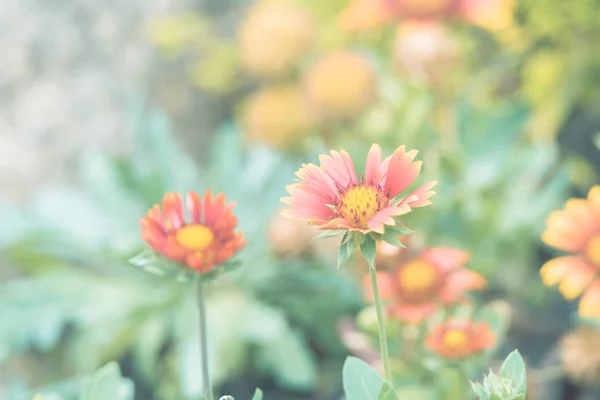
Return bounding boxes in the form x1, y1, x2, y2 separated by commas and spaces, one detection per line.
364, 144, 383, 184
320, 150, 358, 189
421, 247, 471, 273
281, 184, 335, 220
186, 192, 202, 224
363, 272, 396, 301
367, 211, 394, 233
295, 163, 339, 201
384, 146, 422, 198
439, 269, 486, 303
398, 181, 437, 209
390, 302, 436, 324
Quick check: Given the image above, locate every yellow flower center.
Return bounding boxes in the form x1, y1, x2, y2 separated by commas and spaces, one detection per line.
442, 328, 469, 350
338, 185, 385, 224
175, 224, 214, 251
397, 260, 438, 294
587, 235, 600, 268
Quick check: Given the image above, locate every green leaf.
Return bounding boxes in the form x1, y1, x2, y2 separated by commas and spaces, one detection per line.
382, 228, 404, 247
378, 381, 399, 400
314, 230, 343, 239
250, 388, 263, 400
386, 224, 414, 237
338, 241, 350, 269
360, 237, 377, 268
81, 362, 134, 400
500, 350, 526, 393
346, 236, 358, 259
343, 356, 382, 400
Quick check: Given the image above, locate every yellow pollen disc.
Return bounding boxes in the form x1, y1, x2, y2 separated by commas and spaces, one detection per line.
175, 225, 214, 251
442, 328, 469, 350
339, 185, 383, 224
397, 260, 438, 293
587, 235, 600, 268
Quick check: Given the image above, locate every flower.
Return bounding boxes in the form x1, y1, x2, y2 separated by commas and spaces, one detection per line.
140, 191, 246, 273
560, 326, 600, 385
303, 51, 377, 118
238, 0, 314, 77
281, 144, 436, 235
366, 247, 486, 323
392, 21, 460, 85
243, 84, 315, 149
426, 318, 496, 359
540, 186, 600, 319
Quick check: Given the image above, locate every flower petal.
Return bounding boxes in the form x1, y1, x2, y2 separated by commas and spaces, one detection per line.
389, 302, 436, 324
556, 259, 596, 300
398, 181, 437, 209
579, 281, 600, 319
186, 191, 202, 224
384, 146, 421, 198
421, 247, 471, 273
295, 163, 339, 201
364, 143, 383, 184
439, 269, 486, 303
587, 185, 600, 221
363, 272, 396, 302
320, 150, 358, 188
540, 256, 582, 286
542, 210, 594, 253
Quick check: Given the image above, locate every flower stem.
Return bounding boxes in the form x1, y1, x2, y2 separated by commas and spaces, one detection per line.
195, 276, 214, 400
368, 265, 393, 382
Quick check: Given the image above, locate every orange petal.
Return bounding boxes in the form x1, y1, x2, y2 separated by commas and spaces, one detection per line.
587, 185, 600, 221
440, 269, 486, 303
339, 0, 394, 32
557, 260, 595, 300
579, 281, 600, 319
540, 256, 581, 286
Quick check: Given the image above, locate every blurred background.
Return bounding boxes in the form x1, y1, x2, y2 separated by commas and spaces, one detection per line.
1, 0, 600, 399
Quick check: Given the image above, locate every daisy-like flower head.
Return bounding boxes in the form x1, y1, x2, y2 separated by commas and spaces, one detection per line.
540, 186, 600, 319
281, 144, 436, 238
426, 317, 496, 360
140, 191, 246, 274
366, 247, 486, 323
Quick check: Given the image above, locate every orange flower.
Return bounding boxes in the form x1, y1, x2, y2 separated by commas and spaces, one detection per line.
140, 191, 246, 273
426, 318, 496, 359
540, 186, 600, 319
365, 247, 486, 323
281, 144, 436, 234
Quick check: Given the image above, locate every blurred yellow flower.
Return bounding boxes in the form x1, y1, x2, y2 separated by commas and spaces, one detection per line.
147, 13, 211, 58
242, 84, 315, 149
303, 51, 377, 118
189, 43, 239, 93
238, 0, 315, 78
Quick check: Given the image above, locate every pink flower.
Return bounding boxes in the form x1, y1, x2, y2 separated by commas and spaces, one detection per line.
281, 144, 436, 234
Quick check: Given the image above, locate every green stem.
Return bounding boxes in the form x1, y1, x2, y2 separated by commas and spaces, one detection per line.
368, 265, 393, 382
195, 276, 214, 400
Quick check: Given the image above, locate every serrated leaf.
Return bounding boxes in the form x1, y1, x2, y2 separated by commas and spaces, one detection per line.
343, 356, 382, 400
250, 388, 263, 400
360, 237, 377, 268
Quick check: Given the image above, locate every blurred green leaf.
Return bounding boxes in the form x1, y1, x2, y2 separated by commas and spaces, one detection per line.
360, 236, 376, 268
342, 356, 382, 400
80, 362, 134, 400
250, 388, 263, 400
